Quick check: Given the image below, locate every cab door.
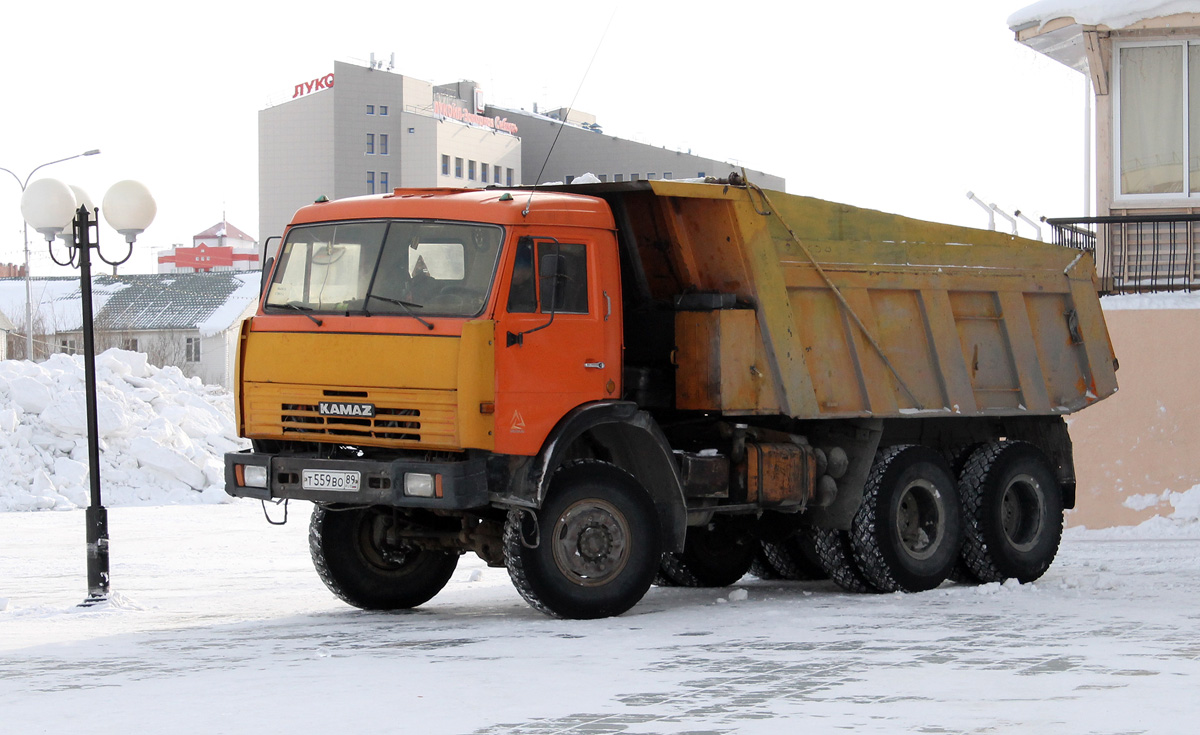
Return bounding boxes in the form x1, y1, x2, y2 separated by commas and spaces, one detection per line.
494, 232, 622, 456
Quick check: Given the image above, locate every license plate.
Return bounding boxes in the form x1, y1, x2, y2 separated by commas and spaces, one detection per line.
302, 470, 361, 492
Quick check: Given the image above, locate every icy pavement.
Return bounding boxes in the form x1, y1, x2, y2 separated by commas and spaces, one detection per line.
1, 504, 1198, 734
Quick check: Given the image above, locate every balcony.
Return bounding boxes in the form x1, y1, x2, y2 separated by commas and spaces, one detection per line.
1045, 214, 1200, 295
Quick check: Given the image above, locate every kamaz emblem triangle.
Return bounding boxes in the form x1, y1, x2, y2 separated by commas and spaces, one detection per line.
510, 410, 526, 433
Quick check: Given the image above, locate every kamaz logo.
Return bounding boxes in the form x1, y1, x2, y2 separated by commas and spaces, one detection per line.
318, 402, 376, 418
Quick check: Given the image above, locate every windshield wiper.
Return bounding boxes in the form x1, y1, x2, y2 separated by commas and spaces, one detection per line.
273, 301, 323, 326
367, 294, 434, 331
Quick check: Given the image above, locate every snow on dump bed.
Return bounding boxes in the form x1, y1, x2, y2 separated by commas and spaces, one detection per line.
0, 350, 248, 512
1009, 0, 1200, 31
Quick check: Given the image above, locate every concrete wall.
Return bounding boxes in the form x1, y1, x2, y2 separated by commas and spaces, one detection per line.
504, 107, 786, 190
259, 82, 335, 244
435, 123, 522, 188
1065, 308, 1200, 528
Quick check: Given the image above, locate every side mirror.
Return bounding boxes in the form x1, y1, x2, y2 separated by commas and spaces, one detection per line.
260, 255, 275, 298
259, 236, 281, 297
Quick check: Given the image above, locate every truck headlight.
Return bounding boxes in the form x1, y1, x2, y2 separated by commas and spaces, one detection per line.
404, 473, 435, 497
241, 465, 269, 489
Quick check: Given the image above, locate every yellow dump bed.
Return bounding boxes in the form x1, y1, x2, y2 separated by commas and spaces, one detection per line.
619, 180, 1117, 420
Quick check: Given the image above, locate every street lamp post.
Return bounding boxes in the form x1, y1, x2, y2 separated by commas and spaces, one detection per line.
1, 150, 100, 361
21, 177, 156, 605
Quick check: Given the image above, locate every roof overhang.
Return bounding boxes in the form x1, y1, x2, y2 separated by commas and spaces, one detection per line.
1013, 17, 1093, 72
1012, 9, 1200, 95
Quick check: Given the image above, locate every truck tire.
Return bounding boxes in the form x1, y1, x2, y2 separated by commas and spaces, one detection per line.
748, 549, 783, 580
813, 528, 880, 593
945, 443, 985, 585
504, 460, 662, 619
849, 445, 962, 592
959, 441, 1064, 583
309, 505, 459, 610
656, 519, 756, 587
760, 530, 828, 581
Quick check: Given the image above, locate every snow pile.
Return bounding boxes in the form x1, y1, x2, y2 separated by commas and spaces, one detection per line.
1101, 291, 1200, 310
1070, 484, 1200, 539
0, 350, 248, 512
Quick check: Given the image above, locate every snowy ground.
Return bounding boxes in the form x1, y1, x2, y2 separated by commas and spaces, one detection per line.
3, 338, 1199, 733
2, 503, 1198, 734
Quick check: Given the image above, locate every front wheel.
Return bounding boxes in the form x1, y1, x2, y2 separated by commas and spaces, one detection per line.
504, 460, 662, 619
309, 505, 459, 610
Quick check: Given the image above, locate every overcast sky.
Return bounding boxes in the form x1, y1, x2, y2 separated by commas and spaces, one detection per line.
0, 0, 1081, 275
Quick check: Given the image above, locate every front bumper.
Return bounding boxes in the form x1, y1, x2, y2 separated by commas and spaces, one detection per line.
224, 449, 489, 509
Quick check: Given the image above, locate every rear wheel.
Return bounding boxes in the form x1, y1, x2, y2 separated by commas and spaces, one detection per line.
748, 549, 783, 580
760, 529, 828, 581
657, 518, 756, 587
959, 441, 1064, 583
309, 505, 459, 610
813, 527, 880, 594
849, 445, 963, 592
504, 460, 662, 619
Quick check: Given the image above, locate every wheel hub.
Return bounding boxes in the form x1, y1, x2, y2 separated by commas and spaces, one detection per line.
1001, 473, 1045, 552
552, 500, 630, 587
576, 522, 614, 562
894, 479, 944, 560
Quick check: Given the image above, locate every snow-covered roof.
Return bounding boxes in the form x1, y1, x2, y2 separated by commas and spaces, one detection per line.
0, 309, 15, 332
0, 272, 259, 337
1009, 1, 1200, 73
194, 221, 256, 243
1009, 1, 1200, 32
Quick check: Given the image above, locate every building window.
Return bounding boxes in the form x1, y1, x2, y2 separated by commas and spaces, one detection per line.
565, 175, 575, 184
647, 173, 657, 180
494, 165, 501, 184
455, 158, 464, 178
367, 104, 375, 115
408, 127, 415, 134
59, 338, 77, 355
598, 174, 608, 182
506, 168, 514, 186
1115, 42, 1200, 197
481, 163, 489, 183
697, 171, 705, 178
380, 105, 388, 115
380, 171, 388, 192
468, 160, 476, 180
367, 171, 375, 194
366, 133, 375, 154
630, 173, 640, 181
664, 172, 672, 179
122, 337, 139, 352
186, 337, 201, 363
614, 174, 624, 182
380, 134, 388, 155
442, 155, 450, 176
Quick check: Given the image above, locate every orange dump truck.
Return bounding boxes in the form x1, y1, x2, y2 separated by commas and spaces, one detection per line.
225, 178, 1118, 618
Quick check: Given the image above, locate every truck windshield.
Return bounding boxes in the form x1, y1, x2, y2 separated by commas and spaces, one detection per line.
264, 221, 505, 317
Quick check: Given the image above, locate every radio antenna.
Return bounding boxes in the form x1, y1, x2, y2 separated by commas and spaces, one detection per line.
523, 8, 617, 217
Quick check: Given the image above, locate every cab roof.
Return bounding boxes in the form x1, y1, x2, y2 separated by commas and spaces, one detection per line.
288, 187, 619, 231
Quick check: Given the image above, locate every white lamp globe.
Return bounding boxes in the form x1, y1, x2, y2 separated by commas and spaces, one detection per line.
69, 185, 97, 216
20, 178, 77, 241
102, 180, 156, 243
53, 185, 98, 243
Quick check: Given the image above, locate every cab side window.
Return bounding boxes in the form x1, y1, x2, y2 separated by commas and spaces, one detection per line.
539, 242, 588, 314
506, 240, 537, 313
507, 238, 588, 315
